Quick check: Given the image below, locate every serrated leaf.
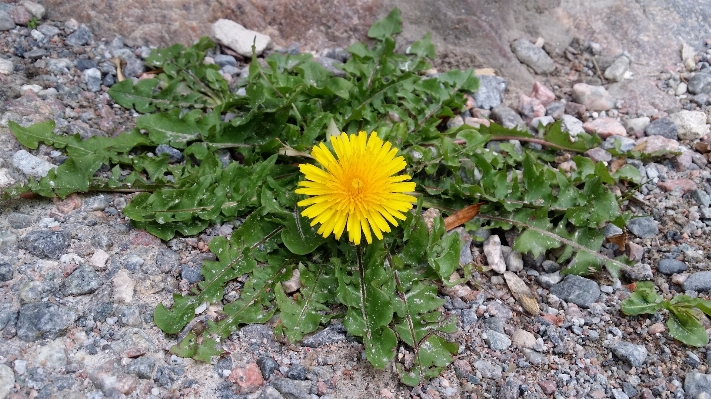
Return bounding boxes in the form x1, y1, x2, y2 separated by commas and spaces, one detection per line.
170, 331, 198, 357
368, 8, 402, 41
364, 326, 397, 368
620, 281, 663, 315
280, 211, 327, 255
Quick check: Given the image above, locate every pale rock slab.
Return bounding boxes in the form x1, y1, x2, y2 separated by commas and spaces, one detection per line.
212, 19, 272, 57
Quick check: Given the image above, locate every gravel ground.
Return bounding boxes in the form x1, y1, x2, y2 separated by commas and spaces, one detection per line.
2, 4, 711, 399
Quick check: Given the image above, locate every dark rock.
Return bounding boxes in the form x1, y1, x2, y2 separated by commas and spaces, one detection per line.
37, 24, 60, 37
612, 341, 648, 367
16, 303, 77, 342
621, 263, 653, 281
123, 57, 145, 77
126, 356, 155, 379
66, 25, 93, 46
19, 230, 69, 259
153, 365, 184, 387
62, 264, 103, 296
156, 144, 184, 163
541, 260, 561, 273
0, 262, 13, 282
92, 302, 113, 322
473, 75, 507, 110
8, 212, 35, 229
657, 259, 688, 275
550, 275, 600, 308
286, 364, 307, 380
681, 271, 711, 292
103, 73, 116, 87
180, 266, 203, 283
626, 217, 659, 238
0, 11, 16, 31
688, 73, 711, 95
500, 376, 523, 399
545, 101, 565, 119
301, 323, 346, 347
684, 371, 711, 398
75, 58, 97, 71
156, 248, 180, 273
256, 356, 279, 380
117, 305, 142, 326
644, 117, 678, 140
23, 49, 48, 59
214, 357, 233, 379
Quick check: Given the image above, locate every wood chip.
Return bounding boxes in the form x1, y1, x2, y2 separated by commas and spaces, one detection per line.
503, 271, 540, 315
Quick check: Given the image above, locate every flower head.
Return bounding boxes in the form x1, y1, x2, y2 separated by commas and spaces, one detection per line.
296, 131, 417, 245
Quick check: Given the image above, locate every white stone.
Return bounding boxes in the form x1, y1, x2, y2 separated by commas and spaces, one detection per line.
675, 82, 688, 96
0, 168, 16, 187
511, 328, 536, 349
21, 1, 46, 19
20, 84, 42, 93
0, 59, 13, 75
211, 19, 272, 57
603, 56, 629, 82
89, 249, 110, 269
30, 339, 67, 370
0, 364, 14, 399
113, 269, 136, 303
669, 110, 709, 140
11, 149, 56, 178
561, 114, 585, 137
505, 250, 524, 272
483, 235, 506, 274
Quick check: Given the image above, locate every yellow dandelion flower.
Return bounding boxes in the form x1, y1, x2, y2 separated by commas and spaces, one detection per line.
295, 131, 417, 245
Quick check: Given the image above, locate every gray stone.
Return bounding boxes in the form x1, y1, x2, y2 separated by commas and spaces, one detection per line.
8, 212, 35, 229
504, 250, 523, 272
611, 388, 629, 399
541, 260, 561, 273
83, 68, 102, 92
62, 264, 103, 296
19, 230, 69, 259
315, 56, 345, 77
603, 223, 624, 237
0, 231, 17, 254
214, 54, 237, 67
75, 58, 97, 71
483, 329, 511, 351
473, 359, 502, 379
612, 341, 647, 367
483, 234, 506, 273
604, 56, 630, 82
123, 57, 145, 78
126, 357, 155, 379
16, 302, 77, 342
258, 386, 286, 399
473, 75, 507, 110
491, 105, 525, 131
644, 118, 679, 140
682, 271, 711, 292
692, 189, 711, 207
155, 144, 184, 163
46, 58, 73, 73
626, 217, 659, 238
550, 275, 600, 308
0, 262, 12, 282
536, 272, 562, 288
22, 1, 45, 18
37, 23, 60, 37
0, 11, 15, 31
601, 135, 636, 152
23, 48, 48, 59
66, 24, 93, 46
688, 73, 711, 95
684, 372, 711, 398
545, 101, 565, 119
0, 58, 12, 75
571, 83, 614, 111
657, 259, 688, 275
270, 377, 311, 399
180, 266, 202, 283
11, 149, 56, 178
621, 263, 653, 281
301, 324, 346, 347
511, 39, 555, 74
286, 364, 307, 380
624, 116, 651, 133
0, 364, 14, 399
561, 114, 585, 137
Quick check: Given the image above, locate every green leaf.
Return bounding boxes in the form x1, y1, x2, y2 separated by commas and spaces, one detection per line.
170, 331, 198, 358
667, 308, 709, 347
367, 8, 402, 41
620, 281, 664, 315
407, 32, 435, 59
364, 326, 397, 368
137, 109, 203, 148
281, 211, 327, 255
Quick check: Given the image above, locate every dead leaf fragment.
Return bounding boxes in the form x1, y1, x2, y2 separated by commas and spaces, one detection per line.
444, 203, 482, 231
503, 271, 540, 315
609, 158, 627, 175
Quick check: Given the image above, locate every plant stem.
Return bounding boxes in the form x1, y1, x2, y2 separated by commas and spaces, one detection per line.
356, 244, 370, 340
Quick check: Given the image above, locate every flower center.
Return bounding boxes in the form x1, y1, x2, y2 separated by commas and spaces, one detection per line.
351, 178, 364, 190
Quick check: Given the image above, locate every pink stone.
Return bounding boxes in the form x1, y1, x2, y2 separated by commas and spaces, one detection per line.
228, 363, 264, 393
89, 249, 110, 269
674, 150, 693, 171
626, 241, 644, 261
538, 380, 557, 395
572, 83, 615, 111
129, 229, 161, 246
518, 94, 545, 121
464, 116, 490, 128
657, 178, 697, 194
635, 136, 679, 154
583, 117, 627, 139
648, 322, 665, 334
9, 6, 32, 25
530, 81, 556, 106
